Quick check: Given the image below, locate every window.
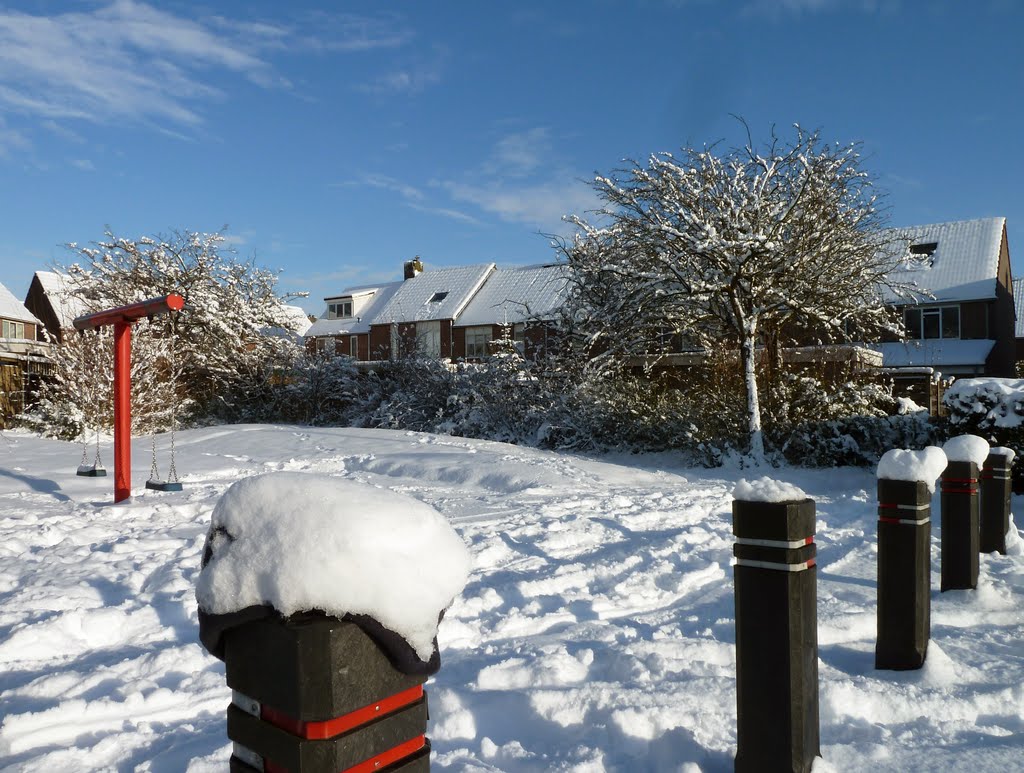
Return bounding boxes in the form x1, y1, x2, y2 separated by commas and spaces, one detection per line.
904, 306, 959, 340
1, 319, 25, 339
350, 336, 358, 358
465, 326, 491, 359
328, 300, 353, 319
909, 242, 938, 257
427, 291, 449, 304
417, 321, 442, 357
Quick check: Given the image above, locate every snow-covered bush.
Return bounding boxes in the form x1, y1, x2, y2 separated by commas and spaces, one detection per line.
779, 411, 940, 467
942, 378, 1024, 460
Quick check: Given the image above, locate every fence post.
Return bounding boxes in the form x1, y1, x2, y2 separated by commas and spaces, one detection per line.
875, 473, 936, 670
200, 610, 432, 773
732, 495, 819, 773
980, 448, 1013, 555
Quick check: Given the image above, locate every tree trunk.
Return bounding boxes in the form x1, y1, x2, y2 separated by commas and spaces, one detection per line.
741, 325, 765, 462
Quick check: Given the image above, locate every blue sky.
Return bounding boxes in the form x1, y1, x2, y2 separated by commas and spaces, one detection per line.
0, 0, 1021, 315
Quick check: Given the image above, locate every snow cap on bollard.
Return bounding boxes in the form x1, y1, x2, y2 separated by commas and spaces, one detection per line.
877, 447, 948, 492
196, 471, 472, 665
943, 435, 990, 467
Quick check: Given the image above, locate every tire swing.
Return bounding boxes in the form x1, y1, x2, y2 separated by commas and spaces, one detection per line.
77, 328, 108, 478
146, 311, 183, 493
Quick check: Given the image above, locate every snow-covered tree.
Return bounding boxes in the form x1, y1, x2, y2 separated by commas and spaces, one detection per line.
560, 125, 918, 458
33, 229, 303, 432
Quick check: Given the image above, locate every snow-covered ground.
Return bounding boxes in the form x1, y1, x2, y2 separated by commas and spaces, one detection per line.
0, 425, 1022, 772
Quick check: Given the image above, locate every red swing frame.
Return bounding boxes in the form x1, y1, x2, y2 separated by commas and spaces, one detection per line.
73, 294, 185, 503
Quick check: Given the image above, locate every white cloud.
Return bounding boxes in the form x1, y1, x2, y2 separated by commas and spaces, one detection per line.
487, 128, 552, 178
356, 174, 481, 225
0, 3, 417, 134
70, 159, 95, 171
441, 178, 600, 230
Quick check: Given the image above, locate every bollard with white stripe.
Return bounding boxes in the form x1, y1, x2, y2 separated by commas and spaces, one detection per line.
980, 449, 1013, 555
732, 494, 819, 773
875, 477, 933, 670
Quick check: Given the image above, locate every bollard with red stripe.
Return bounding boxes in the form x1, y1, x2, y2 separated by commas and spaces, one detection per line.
980, 451, 1012, 555
732, 497, 819, 773
940, 461, 980, 592
209, 612, 431, 773
875, 478, 932, 670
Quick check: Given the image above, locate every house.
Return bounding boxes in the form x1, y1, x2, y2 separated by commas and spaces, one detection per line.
452, 263, 569, 360
366, 261, 496, 360
869, 217, 1015, 383
305, 280, 404, 360
23, 270, 87, 344
0, 281, 50, 427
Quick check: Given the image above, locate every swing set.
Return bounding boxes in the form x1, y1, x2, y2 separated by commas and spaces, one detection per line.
73, 294, 185, 503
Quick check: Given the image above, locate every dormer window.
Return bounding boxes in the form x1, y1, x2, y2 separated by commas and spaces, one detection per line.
328, 300, 353, 319
909, 242, 938, 257
427, 291, 449, 304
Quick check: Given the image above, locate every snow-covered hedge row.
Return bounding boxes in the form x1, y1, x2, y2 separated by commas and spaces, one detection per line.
944, 378, 1024, 431
778, 410, 941, 468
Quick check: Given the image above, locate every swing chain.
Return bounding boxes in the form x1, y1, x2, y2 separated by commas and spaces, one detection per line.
92, 329, 104, 469
78, 330, 89, 467
167, 311, 179, 484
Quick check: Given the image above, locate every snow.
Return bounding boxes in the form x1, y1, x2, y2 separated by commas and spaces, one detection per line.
732, 476, 807, 503
455, 264, 570, 327
877, 447, 948, 491
989, 446, 1016, 464
870, 339, 995, 370
0, 280, 41, 325
943, 435, 991, 466
196, 472, 471, 662
944, 377, 1024, 429
305, 281, 403, 337
374, 264, 496, 323
1, 425, 1023, 771
882, 217, 1005, 303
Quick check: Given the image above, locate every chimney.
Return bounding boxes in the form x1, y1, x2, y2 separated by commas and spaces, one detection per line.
403, 256, 424, 280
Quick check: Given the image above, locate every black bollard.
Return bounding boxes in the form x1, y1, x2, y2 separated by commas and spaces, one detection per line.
940, 461, 980, 591
200, 610, 431, 773
980, 451, 1012, 555
733, 497, 819, 773
875, 479, 932, 670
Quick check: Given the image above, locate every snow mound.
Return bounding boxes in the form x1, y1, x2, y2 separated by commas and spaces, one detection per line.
732, 476, 807, 503
943, 435, 990, 466
877, 447, 947, 491
195, 472, 472, 661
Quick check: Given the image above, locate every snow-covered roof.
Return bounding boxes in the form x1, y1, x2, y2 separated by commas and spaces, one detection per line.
869, 339, 995, 369
0, 281, 41, 325
306, 281, 403, 337
374, 264, 495, 324
280, 305, 312, 336
33, 270, 87, 328
883, 217, 1006, 304
456, 264, 570, 327
1014, 280, 1024, 338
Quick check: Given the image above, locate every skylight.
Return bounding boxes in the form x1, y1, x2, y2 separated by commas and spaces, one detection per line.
427, 291, 449, 303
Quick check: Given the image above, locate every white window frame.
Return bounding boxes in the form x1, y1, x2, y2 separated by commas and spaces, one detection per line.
465, 326, 492, 359
904, 305, 960, 340
350, 336, 358, 358
327, 299, 353, 320
417, 320, 442, 357
2, 319, 25, 339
